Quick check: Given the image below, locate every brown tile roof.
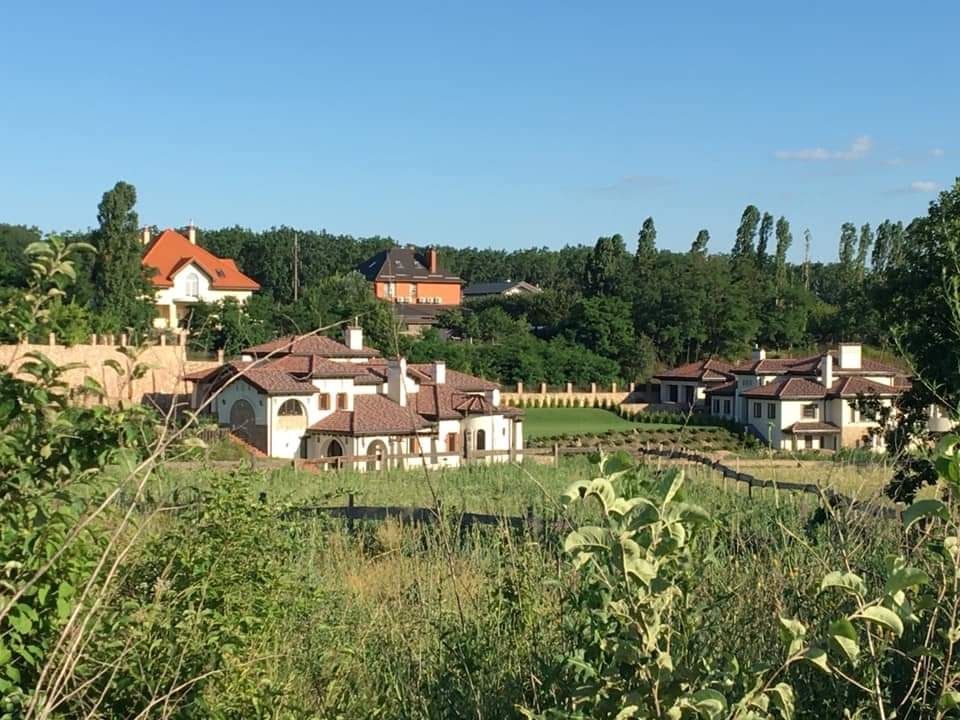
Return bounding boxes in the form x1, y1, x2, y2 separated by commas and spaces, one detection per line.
655, 359, 734, 382
411, 383, 465, 420
408, 364, 499, 391
786, 421, 841, 434
143, 229, 260, 291
243, 334, 379, 359
240, 368, 316, 395
741, 377, 829, 399
704, 380, 737, 396
732, 356, 819, 375
308, 394, 431, 436
830, 376, 900, 397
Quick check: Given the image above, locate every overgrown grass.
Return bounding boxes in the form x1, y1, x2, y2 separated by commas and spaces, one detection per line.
523, 407, 668, 439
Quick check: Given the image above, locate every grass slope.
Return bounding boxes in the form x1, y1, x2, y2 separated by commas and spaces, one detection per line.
523, 407, 676, 440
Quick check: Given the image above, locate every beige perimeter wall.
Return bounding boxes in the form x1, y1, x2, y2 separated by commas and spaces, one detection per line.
0, 342, 219, 404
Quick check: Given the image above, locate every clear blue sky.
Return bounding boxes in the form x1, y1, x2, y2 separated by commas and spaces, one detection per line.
1, 1, 956, 261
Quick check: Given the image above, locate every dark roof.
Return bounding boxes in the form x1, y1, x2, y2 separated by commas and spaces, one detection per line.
655, 359, 734, 383
741, 377, 829, 400
732, 356, 818, 375
734, 352, 901, 377
308, 394, 431, 436
393, 303, 458, 323
239, 368, 317, 395
704, 380, 737, 397
243, 335, 379, 359
463, 281, 541, 297
787, 421, 841, 434
356, 246, 462, 284
830, 376, 900, 398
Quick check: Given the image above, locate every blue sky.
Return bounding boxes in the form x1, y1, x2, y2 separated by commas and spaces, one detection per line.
1, 1, 956, 261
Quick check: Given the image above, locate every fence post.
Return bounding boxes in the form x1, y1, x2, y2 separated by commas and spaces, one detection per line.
747, 476, 753, 499
553, 442, 560, 466
347, 493, 355, 534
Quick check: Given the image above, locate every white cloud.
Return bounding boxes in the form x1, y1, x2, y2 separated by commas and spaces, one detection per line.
775, 135, 873, 161
931, 148, 945, 157
910, 180, 940, 192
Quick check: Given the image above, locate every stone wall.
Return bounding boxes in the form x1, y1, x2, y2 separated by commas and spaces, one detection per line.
0, 337, 220, 405
500, 381, 659, 408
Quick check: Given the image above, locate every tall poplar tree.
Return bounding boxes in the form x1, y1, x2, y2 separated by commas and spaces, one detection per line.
90, 181, 155, 333
690, 229, 709, 255
635, 217, 657, 266
757, 212, 774, 265
774, 216, 792, 292
732, 205, 760, 259
856, 223, 874, 279
838, 222, 858, 279
873, 220, 891, 271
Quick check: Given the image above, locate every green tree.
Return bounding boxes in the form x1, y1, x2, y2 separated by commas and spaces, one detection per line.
774, 216, 792, 295
732, 205, 760, 259
873, 220, 891, 272
856, 223, 874, 279
635, 217, 657, 267
757, 212, 774, 265
838, 222, 857, 279
90, 181, 155, 334
690, 229, 709, 255
585, 234, 629, 296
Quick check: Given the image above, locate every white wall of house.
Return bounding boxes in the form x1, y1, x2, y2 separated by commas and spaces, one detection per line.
269, 395, 312, 459
153, 263, 254, 329
659, 381, 704, 406
217, 378, 268, 426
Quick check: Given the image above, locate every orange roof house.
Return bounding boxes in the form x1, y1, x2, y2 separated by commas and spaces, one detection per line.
141, 226, 259, 330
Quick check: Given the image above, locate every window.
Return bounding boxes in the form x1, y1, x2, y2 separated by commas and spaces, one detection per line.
410, 283, 418, 301
386, 282, 396, 298
319, 394, 330, 410
713, 399, 720, 414
723, 400, 731, 415
336, 393, 348, 410
184, 272, 200, 297
277, 399, 304, 416
804, 435, 814, 449
849, 403, 857, 423
409, 437, 420, 453
753, 402, 762, 418
668, 384, 678, 402
446, 432, 458, 452
767, 403, 776, 420
684, 386, 694, 405
802, 404, 817, 419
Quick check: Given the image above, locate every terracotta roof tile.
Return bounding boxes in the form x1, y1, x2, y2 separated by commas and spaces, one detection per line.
704, 380, 737, 396
408, 364, 499, 391
830, 376, 900, 397
309, 394, 431, 436
243, 334, 379, 359
741, 377, 828, 399
143, 229, 260, 291
240, 368, 316, 395
655, 359, 734, 382
787, 421, 841, 433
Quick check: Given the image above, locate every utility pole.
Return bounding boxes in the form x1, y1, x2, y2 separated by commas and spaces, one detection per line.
802, 228, 811, 290
293, 232, 299, 301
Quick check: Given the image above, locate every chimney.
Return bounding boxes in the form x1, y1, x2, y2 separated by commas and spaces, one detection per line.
433, 360, 446, 385
820, 353, 834, 389
427, 247, 438, 273
387, 357, 408, 407
187, 224, 197, 245
141, 227, 152, 245
344, 324, 364, 351
751, 345, 766, 361
837, 343, 861, 370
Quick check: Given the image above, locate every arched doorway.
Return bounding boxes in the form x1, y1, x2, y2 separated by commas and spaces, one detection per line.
366, 440, 388, 471
476, 429, 486, 452
326, 439, 344, 458
229, 399, 256, 440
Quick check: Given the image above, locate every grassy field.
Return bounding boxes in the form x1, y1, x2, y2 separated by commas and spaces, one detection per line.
522, 406, 677, 439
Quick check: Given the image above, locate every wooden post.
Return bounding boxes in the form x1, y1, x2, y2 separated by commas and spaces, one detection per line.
347, 493, 355, 534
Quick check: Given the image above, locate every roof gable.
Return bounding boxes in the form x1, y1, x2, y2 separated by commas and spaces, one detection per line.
143, 229, 260, 291
356, 246, 462, 283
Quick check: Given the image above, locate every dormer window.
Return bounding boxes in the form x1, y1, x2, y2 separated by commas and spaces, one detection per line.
185, 272, 200, 298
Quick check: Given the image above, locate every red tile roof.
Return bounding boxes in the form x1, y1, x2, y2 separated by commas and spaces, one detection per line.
243, 335, 380, 359
239, 368, 317, 395
704, 380, 737, 396
408, 364, 499, 391
830, 376, 899, 397
142, 229, 260, 291
308, 394, 431, 436
655, 359, 733, 382
741, 377, 829, 399
731, 356, 819, 375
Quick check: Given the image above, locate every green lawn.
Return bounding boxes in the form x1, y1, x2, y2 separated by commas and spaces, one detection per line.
522, 407, 673, 440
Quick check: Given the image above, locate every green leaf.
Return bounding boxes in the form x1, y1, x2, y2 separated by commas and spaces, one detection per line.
0, 641, 10, 665
884, 565, 929, 596
939, 691, 960, 711
902, 499, 949, 529
564, 526, 607, 554
657, 468, 685, 505
9, 612, 32, 636
855, 606, 904, 637
819, 571, 866, 596
767, 682, 795, 720
800, 647, 830, 674
828, 618, 860, 663
690, 689, 727, 719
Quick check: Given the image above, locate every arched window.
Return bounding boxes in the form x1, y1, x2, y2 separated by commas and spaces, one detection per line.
185, 272, 200, 297
278, 399, 305, 416
476, 429, 487, 451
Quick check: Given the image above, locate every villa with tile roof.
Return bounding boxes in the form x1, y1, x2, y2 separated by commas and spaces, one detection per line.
702, 343, 907, 451
653, 358, 735, 409
141, 226, 260, 330
184, 325, 522, 468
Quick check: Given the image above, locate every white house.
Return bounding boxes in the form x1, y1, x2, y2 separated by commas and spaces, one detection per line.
653, 359, 735, 409
142, 226, 260, 330
185, 327, 523, 470
704, 343, 904, 452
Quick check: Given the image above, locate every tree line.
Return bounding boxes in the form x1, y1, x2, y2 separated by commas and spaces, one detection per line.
0, 179, 954, 396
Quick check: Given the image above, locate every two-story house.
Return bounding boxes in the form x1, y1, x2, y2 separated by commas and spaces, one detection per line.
142, 226, 259, 329
704, 343, 904, 451
653, 359, 735, 409
184, 326, 523, 469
